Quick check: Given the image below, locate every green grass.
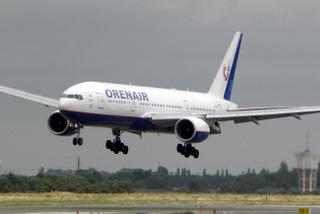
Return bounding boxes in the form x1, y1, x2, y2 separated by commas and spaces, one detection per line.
0, 192, 319, 207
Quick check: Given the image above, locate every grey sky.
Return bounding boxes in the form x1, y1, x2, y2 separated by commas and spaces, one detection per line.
1, 0, 320, 175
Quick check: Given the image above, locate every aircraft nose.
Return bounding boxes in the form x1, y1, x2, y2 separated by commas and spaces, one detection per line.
58, 98, 77, 110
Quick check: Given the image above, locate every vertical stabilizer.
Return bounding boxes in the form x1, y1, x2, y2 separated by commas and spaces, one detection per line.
208, 32, 243, 100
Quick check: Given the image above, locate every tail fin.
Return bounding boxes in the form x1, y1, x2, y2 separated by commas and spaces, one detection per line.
208, 32, 243, 100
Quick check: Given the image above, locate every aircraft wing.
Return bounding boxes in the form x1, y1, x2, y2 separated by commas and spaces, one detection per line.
207, 106, 320, 124
145, 106, 320, 126
0, 85, 59, 108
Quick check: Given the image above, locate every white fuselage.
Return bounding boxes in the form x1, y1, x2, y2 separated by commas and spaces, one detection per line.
58, 81, 237, 133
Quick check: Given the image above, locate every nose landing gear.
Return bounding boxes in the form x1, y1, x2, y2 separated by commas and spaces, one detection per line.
73, 137, 83, 146
72, 124, 83, 146
177, 143, 199, 159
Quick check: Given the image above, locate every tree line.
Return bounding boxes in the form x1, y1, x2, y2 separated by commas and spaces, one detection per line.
0, 161, 318, 194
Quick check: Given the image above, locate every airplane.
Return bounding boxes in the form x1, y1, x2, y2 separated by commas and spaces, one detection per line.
1, 32, 320, 159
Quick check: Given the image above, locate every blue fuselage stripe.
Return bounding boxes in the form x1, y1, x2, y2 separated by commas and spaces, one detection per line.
60, 110, 154, 131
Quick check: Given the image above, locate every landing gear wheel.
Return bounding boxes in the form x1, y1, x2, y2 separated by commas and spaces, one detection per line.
123, 145, 129, 155
177, 143, 199, 159
72, 137, 83, 146
193, 149, 199, 159
106, 140, 112, 149
72, 123, 83, 146
110, 143, 115, 152
77, 138, 83, 146
114, 142, 121, 152
119, 143, 125, 151
177, 144, 184, 153
73, 137, 78, 146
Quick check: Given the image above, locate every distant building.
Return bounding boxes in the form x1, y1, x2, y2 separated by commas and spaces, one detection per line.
296, 139, 319, 193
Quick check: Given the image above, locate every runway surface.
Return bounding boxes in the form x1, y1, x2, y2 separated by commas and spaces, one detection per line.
0, 205, 319, 214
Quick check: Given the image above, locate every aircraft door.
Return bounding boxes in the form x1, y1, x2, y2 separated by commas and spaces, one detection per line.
96, 93, 105, 110
88, 94, 94, 110
183, 100, 190, 113
131, 100, 137, 113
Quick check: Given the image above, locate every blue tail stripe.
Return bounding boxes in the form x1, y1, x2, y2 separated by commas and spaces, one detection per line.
223, 34, 242, 100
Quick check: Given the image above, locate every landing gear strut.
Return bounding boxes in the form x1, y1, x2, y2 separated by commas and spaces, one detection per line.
177, 143, 199, 159
105, 129, 129, 155
72, 124, 83, 146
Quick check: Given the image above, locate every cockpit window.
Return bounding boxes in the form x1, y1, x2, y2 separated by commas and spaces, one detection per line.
66, 94, 83, 100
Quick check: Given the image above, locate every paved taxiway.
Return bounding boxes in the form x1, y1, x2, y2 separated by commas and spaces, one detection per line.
0, 205, 319, 214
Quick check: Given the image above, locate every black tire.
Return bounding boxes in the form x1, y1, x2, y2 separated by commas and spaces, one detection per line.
106, 140, 112, 149
184, 152, 190, 158
185, 144, 192, 154
193, 149, 199, 159
110, 143, 115, 152
114, 143, 121, 151
113, 143, 121, 154
78, 138, 83, 146
72, 137, 78, 146
120, 143, 125, 151
177, 144, 183, 153
191, 146, 196, 155
123, 145, 129, 155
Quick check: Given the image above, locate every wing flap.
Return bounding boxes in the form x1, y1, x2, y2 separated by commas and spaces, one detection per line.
144, 113, 183, 128
0, 85, 59, 108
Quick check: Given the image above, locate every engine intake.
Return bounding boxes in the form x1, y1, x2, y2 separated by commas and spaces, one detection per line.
47, 111, 78, 136
174, 117, 210, 143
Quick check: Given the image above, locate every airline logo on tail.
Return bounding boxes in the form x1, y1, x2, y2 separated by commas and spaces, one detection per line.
208, 32, 242, 100
223, 62, 231, 81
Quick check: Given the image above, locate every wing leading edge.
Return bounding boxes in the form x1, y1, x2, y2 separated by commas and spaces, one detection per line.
145, 106, 320, 126
0, 85, 58, 108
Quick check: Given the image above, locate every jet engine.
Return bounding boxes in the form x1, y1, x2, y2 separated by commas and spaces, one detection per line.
47, 111, 78, 136
174, 117, 210, 143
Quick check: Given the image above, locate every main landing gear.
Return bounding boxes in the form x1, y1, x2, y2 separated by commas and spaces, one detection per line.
105, 129, 129, 155
72, 124, 83, 146
177, 143, 199, 159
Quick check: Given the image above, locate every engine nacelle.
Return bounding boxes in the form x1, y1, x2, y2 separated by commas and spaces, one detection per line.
174, 117, 210, 143
47, 111, 78, 136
